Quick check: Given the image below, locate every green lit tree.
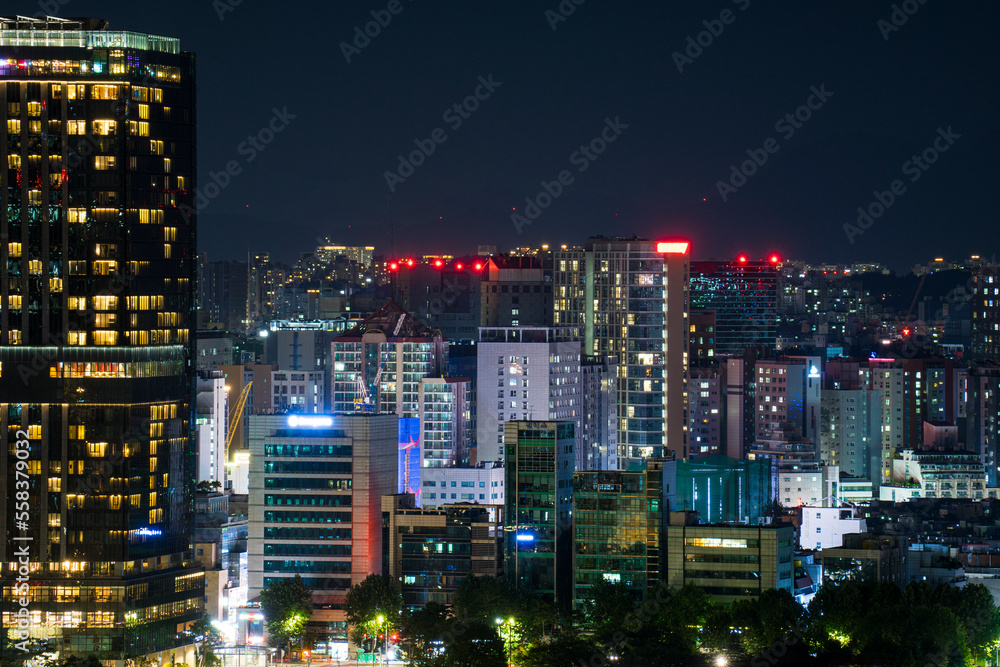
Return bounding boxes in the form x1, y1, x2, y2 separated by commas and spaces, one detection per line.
343, 573, 403, 648
259, 574, 313, 655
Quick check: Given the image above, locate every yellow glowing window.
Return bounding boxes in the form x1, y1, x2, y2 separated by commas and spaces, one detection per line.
93, 296, 118, 310
26, 102, 42, 116
153, 88, 163, 103
132, 87, 148, 102
67, 297, 86, 311
8, 154, 20, 168
69, 425, 85, 439
49, 173, 63, 188
69, 261, 87, 275
150, 140, 164, 155
93, 120, 116, 135
109, 496, 122, 511
28, 190, 42, 205
48, 120, 62, 133
28, 260, 42, 275
176, 175, 186, 190
8, 295, 22, 309
68, 332, 87, 346
27, 425, 41, 439
93, 261, 118, 276
164, 244, 171, 259
8, 330, 21, 344
130, 121, 149, 137
92, 331, 118, 346
88, 442, 106, 457
51, 84, 62, 98
163, 158, 171, 173
164, 228, 176, 242
149, 492, 157, 507
138, 104, 149, 119
94, 314, 117, 327
90, 85, 119, 100
68, 208, 87, 223
28, 120, 41, 134
49, 278, 63, 293
48, 478, 61, 492
8, 242, 21, 257
66, 120, 86, 135
94, 156, 116, 170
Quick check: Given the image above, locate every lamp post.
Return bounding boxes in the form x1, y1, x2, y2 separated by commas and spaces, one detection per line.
494, 617, 514, 666
376, 614, 387, 666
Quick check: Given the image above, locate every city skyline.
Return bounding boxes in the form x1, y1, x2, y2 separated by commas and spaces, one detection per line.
49, 1, 999, 271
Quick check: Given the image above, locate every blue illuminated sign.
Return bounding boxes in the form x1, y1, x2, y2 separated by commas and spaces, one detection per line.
135, 527, 162, 537
287, 415, 334, 428
516, 533, 534, 542
808, 365, 820, 378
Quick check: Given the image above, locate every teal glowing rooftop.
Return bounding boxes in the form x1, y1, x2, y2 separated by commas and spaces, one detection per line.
0, 16, 179, 53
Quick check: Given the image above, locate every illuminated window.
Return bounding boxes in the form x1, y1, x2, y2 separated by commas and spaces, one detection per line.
8, 330, 21, 344
8, 154, 20, 168
138, 104, 149, 119
26, 102, 42, 116
28, 260, 42, 275
153, 88, 163, 103
6, 119, 20, 133
8, 242, 21, 257
69, 261, 87, 275
94, 156, 117, 170
163, 157, 171, 172
129, 121, 149, 137
93, 296, 118, 311
68, 332, 87, 345
92, 120, 116, 135
90, 85, 119, 100
49, 278, 63, 293
28, 190, 42, 205
150, 140, 164, 155
68, 208, 87, 223
28, 120, 41, 134
66, 120, 86, 135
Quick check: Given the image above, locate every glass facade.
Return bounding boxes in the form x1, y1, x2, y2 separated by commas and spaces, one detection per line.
504, 420, 574, 605
690, 259, 777, 356
572, 464, 663, 609
0, 16, 199, 657
666, 455, 775, 524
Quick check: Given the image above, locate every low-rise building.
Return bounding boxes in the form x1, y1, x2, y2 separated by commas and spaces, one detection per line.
665, 511, 794, 604
818, 533, 907, 586
419, 462, 505, 509
890, 449, 986, 500
382, 494, 503, 610
908, 543, 966, 588
800, 505, 867, 551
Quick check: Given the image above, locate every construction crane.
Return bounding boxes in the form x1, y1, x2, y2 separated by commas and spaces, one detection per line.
354, 314, 407, 413
225, 380, 252, 461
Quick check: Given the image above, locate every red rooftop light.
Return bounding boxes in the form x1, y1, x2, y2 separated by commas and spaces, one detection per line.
656, 241, 690, 254
406, 258, 414, 267
389, 262, 398, 271
433, 259, 443, 268
738, 255, 748, 263
456, 263, 463, 270
474, 262, 483, 270
770, 254, 780, 263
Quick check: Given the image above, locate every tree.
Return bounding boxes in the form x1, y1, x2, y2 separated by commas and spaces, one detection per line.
519, 633, 603, 667
581, 579, 639, 645
400, 602, 451, 666
343, 573, 403, 647
191, 618, 223, 667
450, 575, 520, 627
259, 574, 313, 655
728, 589, 807, 664
436, 621, 504, 667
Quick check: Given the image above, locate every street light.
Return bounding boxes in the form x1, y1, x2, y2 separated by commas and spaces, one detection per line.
376, 614, 387, 666
495, 617, 514, 666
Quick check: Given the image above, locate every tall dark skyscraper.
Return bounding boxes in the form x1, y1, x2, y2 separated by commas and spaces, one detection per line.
0, 17, 200, 659
690, 257, 778, 356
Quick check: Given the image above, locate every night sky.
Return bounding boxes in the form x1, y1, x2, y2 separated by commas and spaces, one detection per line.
74, 1, 998, 269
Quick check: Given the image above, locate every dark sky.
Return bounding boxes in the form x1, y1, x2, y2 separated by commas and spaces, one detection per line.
81, 1, 998, 269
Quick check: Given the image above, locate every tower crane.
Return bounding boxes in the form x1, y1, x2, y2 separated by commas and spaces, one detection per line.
354, 313, 406, 413
225, 380, 252, 461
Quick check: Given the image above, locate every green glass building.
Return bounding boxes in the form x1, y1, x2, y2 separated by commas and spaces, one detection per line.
572, 461, 664, 609
664, 455, 774, 524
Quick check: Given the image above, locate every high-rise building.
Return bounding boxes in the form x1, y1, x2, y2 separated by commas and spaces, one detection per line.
689, 364, 726, 458
504, 420, 575, 606
330, 301, 447, 417
196, 370, 228, 487
971, 265, 999, 362
572, 463, 664, 609
247, 413, 397, 652
663, 455, 774, 524
965, 365, 1000, 487
475, 326, 581, 462
418, 376, 473, 470
0, 16, 201, 658
819, 388, 882, 483
479, 257, 553, 327
554, 237, 689, 463
754, 357, 822, 447
580, 354, 618, 471
690, 257, 778, 356
247, 252, 274, 323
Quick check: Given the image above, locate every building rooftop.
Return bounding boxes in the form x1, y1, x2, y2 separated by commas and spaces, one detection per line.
0, 16, 180, 53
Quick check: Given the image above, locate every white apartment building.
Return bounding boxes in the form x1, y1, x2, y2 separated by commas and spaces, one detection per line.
800, 504, 867, 551
476, 326, 582, 462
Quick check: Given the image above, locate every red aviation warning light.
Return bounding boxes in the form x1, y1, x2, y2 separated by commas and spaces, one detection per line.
474, 262, 483, 270
655, 241, 690, 254
738, 255, 748, 264
770, 254, 780, 264
455, 263, 463, 270
433, 259, 443, 268
389, 262, 399, 271
902, 328, 911, 337
406, 258, 415, 267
